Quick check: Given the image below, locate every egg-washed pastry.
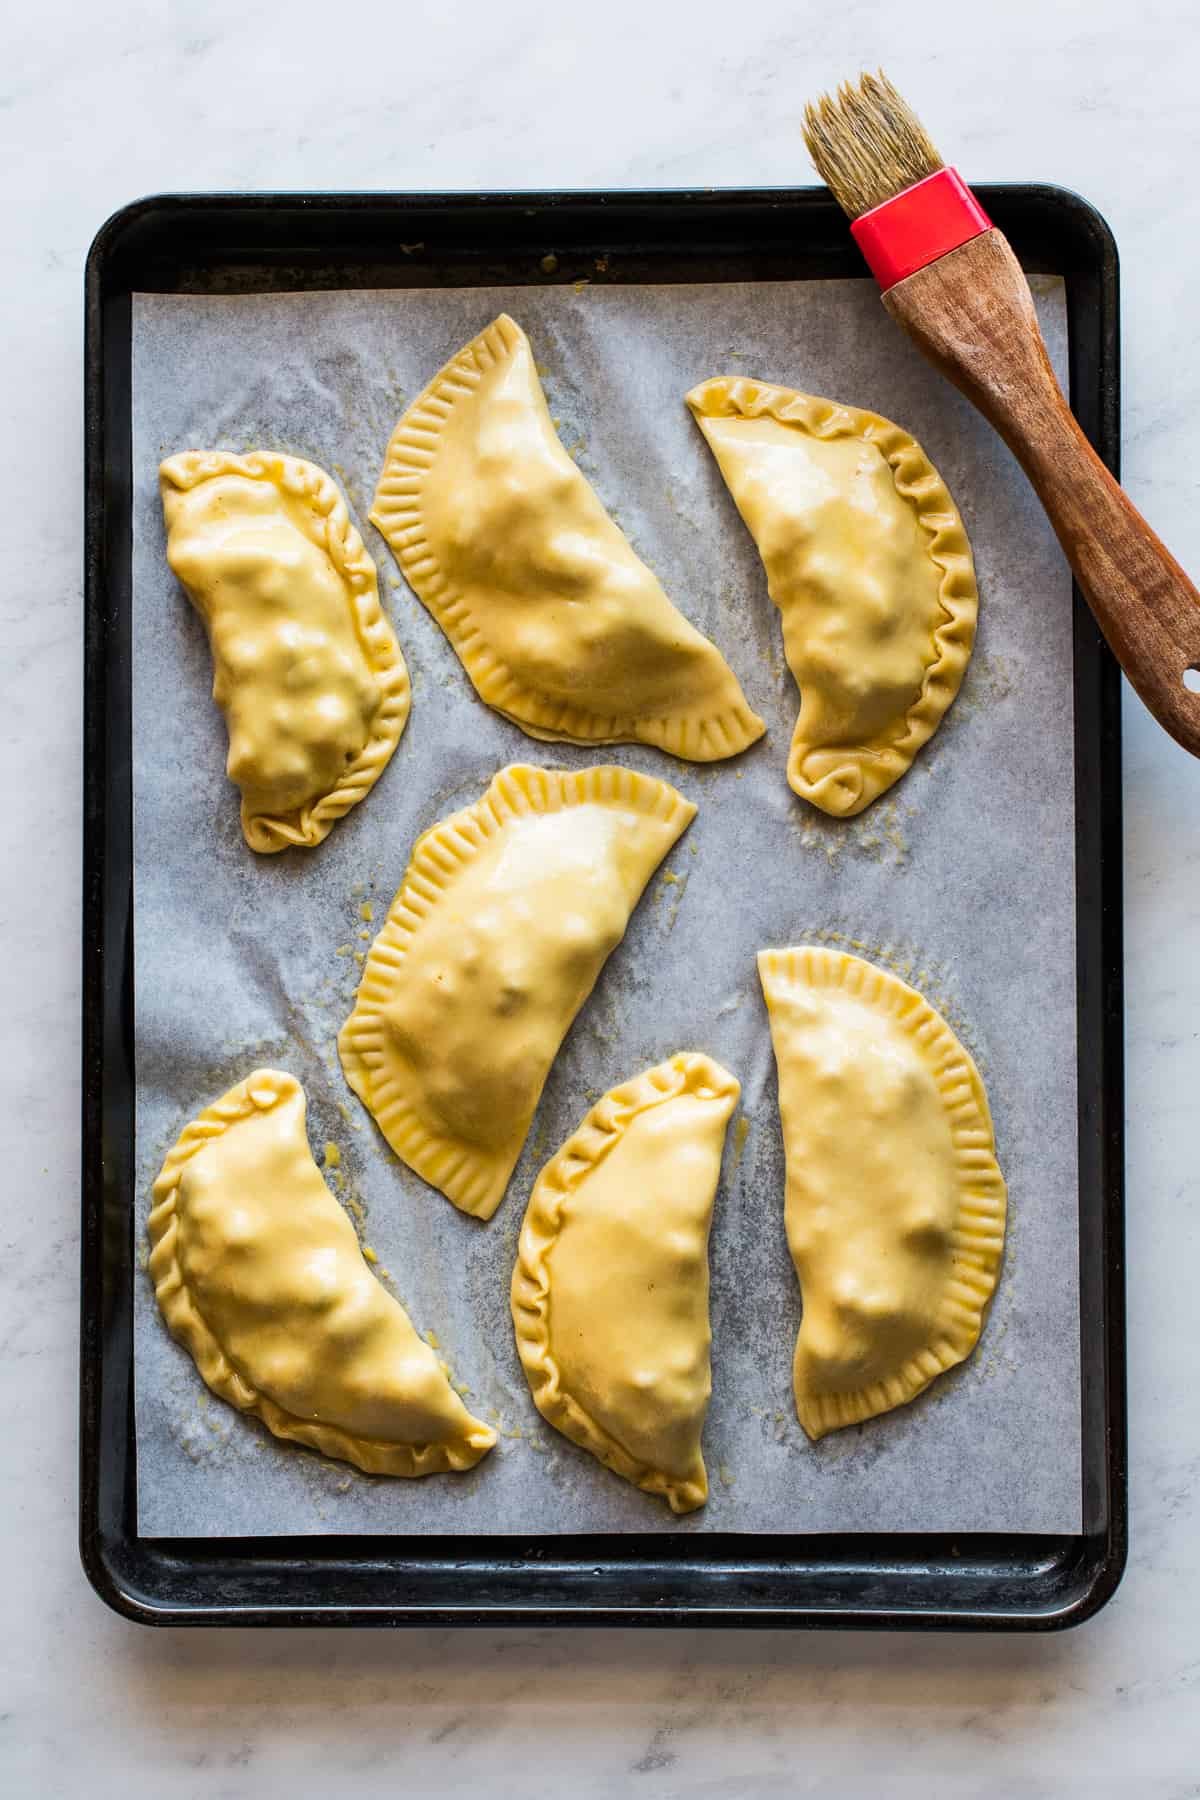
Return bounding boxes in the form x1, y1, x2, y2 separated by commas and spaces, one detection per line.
687, 378, 977, 816
370, 314, 764, 761
339, 764, 695, 1222
758, 947, 1006, 1439
160, 451, 411, 852
147, 1069, 495, 1476
512, 1053, 739, 1513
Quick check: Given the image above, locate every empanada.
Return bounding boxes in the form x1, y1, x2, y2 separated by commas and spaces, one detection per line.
758, 947, 1006, 1438
370, 314, 764, 760
688, 378, 977, 816
339, 764, 695, 1222
511, 1053, 739, 1513
161, 451, 410, 852
147, 1069, 495, 1475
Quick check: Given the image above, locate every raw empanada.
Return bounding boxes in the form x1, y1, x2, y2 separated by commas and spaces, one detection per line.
511, 1053, 739, 1513
688, 378, 977, 816
161, 450, 411, 852
339, 764, 695, 1222
370, 314, 764, 761
758, 947, 1006, 1439
147, 1069, 495, 1475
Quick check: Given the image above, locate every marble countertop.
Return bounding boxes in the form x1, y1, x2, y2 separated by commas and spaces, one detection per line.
3, 0, 1198, 1791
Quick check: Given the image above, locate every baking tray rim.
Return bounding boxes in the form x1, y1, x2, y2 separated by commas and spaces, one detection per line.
81, 182, 1126, 1630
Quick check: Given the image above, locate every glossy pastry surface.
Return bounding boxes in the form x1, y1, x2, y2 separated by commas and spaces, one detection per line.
689, 378, 976, 815
512, 1052, 739, 1512
759, 946, 1006, 1438
147, 1070, 496, 1475
371, 315, 764, 760
339, 764, 696, 1220
161, 450, 410, 851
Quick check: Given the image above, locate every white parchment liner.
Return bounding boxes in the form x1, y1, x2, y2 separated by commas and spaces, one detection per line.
132, 277, 1080, 1535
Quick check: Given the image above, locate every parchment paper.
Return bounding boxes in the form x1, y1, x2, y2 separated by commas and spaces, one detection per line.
132, 277, 1081, 1536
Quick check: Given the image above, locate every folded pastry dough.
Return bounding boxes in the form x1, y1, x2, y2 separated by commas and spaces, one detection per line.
147, 1069, 495, 1475
370, 314, 765, 760
339, 764, 695, 1222
511, 1053, 739, 1513
688, 378, 977, 816
161, 451, 411, 852
758, 947, 1006, 1439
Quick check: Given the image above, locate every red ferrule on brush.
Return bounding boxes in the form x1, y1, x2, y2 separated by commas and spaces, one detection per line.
850, 167, 992, 291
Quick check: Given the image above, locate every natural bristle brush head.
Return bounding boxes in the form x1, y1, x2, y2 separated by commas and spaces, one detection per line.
802, 71, 989, 292
802, 71, 944, 220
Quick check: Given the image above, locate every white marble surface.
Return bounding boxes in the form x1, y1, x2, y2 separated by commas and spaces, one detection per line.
3, 0, 1199, 1791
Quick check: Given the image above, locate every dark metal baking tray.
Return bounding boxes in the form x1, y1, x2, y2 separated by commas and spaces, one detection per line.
82, 185, 1126, 1628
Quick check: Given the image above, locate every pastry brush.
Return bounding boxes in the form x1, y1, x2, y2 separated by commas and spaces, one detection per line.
803, 71, 1200, 758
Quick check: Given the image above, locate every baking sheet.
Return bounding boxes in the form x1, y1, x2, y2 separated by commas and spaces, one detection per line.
131, 277, 1081, 1537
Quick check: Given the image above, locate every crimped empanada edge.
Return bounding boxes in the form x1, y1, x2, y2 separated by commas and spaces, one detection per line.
338, 764, 698, 1221
369, 317, 765, 761
687, 378, 978, 815
160, 450, 411, 853
757, 945, 1007, 1440
146, 1067, 496, 1474
511, 1052, 739, 1514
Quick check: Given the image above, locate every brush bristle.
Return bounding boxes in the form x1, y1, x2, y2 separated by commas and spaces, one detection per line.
802, 71, 944, 220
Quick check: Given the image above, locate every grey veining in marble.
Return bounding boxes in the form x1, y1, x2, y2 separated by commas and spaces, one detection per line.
3, 0, 1199, 1792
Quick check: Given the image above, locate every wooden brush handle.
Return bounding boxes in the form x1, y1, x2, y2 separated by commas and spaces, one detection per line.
884, 228, 1200, 757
